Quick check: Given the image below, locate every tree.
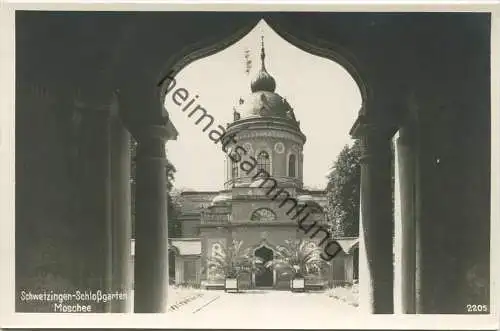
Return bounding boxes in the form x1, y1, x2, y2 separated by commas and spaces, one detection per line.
130, 137, 180, 238
265, 239, 325, 279
326, 139, 395, 238
205, 239, 264, 279
325, 140, 362, 238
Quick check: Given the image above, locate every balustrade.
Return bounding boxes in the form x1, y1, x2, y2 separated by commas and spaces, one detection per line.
200, 213, 231, 224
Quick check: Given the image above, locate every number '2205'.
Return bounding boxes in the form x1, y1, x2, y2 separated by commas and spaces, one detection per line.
466, 304, 488, 312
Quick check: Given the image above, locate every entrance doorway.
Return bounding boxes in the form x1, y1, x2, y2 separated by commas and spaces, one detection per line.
254, 246, 274, 287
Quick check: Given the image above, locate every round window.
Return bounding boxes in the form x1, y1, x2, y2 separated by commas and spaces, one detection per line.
274, 142, 285, 154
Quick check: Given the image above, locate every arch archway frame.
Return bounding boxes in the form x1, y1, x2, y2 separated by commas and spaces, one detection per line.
249, 207, 278, 222
286, 149, 298, 179
155, 16, 370, 131
252, 241, 277, 288
134, 13, 378, 310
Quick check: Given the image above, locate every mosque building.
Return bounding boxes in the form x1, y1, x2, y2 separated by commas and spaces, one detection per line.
159, 38, 358, 289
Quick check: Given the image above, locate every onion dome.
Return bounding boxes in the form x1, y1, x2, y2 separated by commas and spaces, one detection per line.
250, 36, 276, 93
237, 92, 293, 118
233, 36, 297, 121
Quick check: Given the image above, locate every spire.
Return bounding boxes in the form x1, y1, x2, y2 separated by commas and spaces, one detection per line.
250, 35, 276, 93
260, 36, 266, 70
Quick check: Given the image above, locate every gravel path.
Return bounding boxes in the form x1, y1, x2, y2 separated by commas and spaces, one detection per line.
191, 289, 359, 326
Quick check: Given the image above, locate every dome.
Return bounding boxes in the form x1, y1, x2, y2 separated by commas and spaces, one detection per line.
232, 36, 297, 122
251, 68, 276, 93
211, 193, 231, 205
236, 91, 293, 119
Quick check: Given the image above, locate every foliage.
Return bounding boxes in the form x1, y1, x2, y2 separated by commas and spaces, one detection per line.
168, 189, 183, 237
326, 139, 395, 238
325, 140, 362, 238
206, 240, 264, 278
265, 239, 325, 278
130, 137, 180, 238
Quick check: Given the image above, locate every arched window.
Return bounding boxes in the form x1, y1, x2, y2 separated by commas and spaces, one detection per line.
251, 208, 277, 222
256, 151, 271, 174
231, 160, 238, 179
288, 154, 296, 177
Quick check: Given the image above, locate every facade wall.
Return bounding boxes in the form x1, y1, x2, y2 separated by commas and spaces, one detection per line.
225, 136, 303, 180
231, 226, 299, 250
180, 219, 201, 237
230, 197, 302, 222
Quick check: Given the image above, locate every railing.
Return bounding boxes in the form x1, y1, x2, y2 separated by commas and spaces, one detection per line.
200, 212, 328, 225
232, 187, 298, 199
200, 213, 231, 225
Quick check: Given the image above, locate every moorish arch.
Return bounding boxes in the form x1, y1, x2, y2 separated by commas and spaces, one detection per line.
156, 17, 369, 120
125, 15, 390, 314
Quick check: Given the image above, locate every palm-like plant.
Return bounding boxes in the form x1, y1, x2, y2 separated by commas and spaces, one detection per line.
206, 239, 264, 279
265, 239, 325, 279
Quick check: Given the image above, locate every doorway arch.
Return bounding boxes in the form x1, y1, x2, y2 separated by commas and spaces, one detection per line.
254, 244, 275, 288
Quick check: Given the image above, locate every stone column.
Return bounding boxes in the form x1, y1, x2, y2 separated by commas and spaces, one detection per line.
109, 103, 133, 313
74, 99, 114, 313
396, 126, 417, 313
133, 125, 169, 313
358, 126, 394, 313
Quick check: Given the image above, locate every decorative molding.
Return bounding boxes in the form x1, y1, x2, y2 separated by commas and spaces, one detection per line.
205, 238, 227, 280
359, 133, 392, 164
236, 130, 304, 145
250, 208, 277, 222
243, 142, 253, 154
135, 125, 171, 142
274, 142, 285, 154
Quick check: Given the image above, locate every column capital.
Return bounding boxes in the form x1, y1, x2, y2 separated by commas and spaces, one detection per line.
134, 125, 169, 163
357, 127, 392, 164
134, 125, 171, 143
350, 113, 394, 138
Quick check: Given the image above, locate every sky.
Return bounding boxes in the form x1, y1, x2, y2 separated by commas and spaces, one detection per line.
164, 20, 362, 192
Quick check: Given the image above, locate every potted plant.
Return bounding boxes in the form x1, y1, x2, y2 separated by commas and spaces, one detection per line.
206, 239, 263, 292
265, 239, 324, 292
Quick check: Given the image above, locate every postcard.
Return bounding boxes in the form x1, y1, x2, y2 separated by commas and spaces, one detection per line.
0, 1, 498, 329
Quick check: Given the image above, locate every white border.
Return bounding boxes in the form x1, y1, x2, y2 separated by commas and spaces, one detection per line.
0, 1, 498, 329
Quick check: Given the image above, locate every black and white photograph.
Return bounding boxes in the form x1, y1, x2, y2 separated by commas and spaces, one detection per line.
0, 1, 498, 329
